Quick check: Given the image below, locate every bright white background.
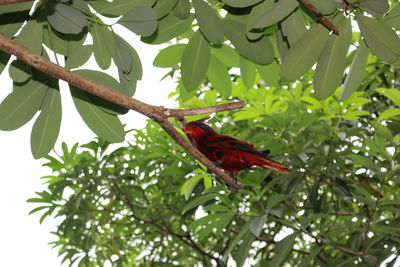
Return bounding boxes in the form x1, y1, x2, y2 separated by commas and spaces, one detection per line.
0, 24, 176, 266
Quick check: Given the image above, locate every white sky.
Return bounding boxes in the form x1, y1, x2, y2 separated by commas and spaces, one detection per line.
0, 24, 176, 266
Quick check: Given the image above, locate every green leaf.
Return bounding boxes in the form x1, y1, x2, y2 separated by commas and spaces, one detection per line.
116, 35, 142, 81
376, 88, 400, 106
0, 11, 27, 38
69, 86, 125, 143
346, 154, 378, 172
0, 50, 10, 76
42, 25, 87, 56
88, 0, 156, 17
250, 215, 267, 237
340, 39, 369, 100
281, 9, 306, 46
251, 0, 298, 29
31, 85, 62, 159
309, 182, 321, 212
240, 56, 257, 89
378, 108, 400, 121
9, 59, 30, 83
153, 44, 186, 67
211, 45, 240, 67
356, 14, 400, 63
222, 0, 263, 8
256, 61, 280, 88
113, 36, 133, 74
73, 70, 128, 115
181, 193, 218, 214
0, 1, 33, 14
153, 0, 179, 19
91, 23, 114, 69
47, 3, 87, 34
309, 0, 336, 15
181, 31, 211, 91
0, 80, 48, 131
193, 0, 224, 44
234, 232, 255, 266
14, 19, 42, 54
359, 0, 389, 18
314, 18, 352, 100
65, 45, 92, 69
281, 24, 329, 80
298, 247, 322, 267
223, 19, 274, 64
382, 4, 400, 28
181, 175, 203, 201
173, 0, 191, 19
223, 218, 253, 260
142, 13, 194, 44
270, 233, 297, 266
119, 6, 158, 37
207, 55, 232, 97
267, 194, 292, 210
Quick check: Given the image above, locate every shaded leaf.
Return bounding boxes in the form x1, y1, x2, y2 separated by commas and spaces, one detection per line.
181, 175, 203, 201
281, 9, 306, 46
250, 215, 267, 237
270, 233, 297, 266
382, 4, 400, 28
88, 0, 155, 17
173, 0, 191, 19
91, 23, 114, 69
222, 0, 263, 8
182, 193, 218, 214
207, 55, 232, 97
153, 44, 186, 68
234, 232, 255, 266
119, 6, 158, 37
14, 19, 42, 54
113, 37, 133, 74
256, 61, 280, 88
309, 0, 336, 15
0, 11, 28, 38
193, 0, 224, 44
0, 50, 10, 76
359, 0, 390, 18
153, 0, 179, 19
240, 56, 256, 89
65, 45, 92, 69
9, 59, 30, 83
47, 3, 87, 34
251, 0, 298, 29
0, 1, 33, 14
211, 44, 240, 67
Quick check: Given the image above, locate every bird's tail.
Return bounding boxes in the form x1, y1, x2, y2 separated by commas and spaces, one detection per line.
252, 156, 290, 174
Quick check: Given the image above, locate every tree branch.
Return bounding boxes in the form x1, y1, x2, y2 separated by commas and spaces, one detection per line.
0, 33, 245, 189
297, 0, 340, 35
0, 0, 32, 4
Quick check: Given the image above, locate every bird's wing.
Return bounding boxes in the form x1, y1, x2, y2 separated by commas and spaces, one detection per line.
205, 135, 266, 158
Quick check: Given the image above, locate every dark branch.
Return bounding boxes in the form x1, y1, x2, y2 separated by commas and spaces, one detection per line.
297, 0, 340, 35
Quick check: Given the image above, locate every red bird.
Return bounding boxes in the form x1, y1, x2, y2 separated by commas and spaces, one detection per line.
184, 121, 290, 177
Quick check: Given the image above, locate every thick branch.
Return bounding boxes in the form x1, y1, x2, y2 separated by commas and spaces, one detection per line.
0, 33, 244, 189
0, 0, 32, 4
297, 0, 340, 35
165, 101, 246, 119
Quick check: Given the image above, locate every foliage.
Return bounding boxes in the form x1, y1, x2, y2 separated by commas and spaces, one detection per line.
29, 65, 400, 265
0, 0, 399, 159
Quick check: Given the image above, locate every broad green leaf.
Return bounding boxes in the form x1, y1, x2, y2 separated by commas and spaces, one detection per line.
359, 0, 390, 18
73, 70, 128, 115
193, 0, 224, 44
0, 50, 10, 76
211, 45, 240, 67
119, 6, 158, 37
378, 108, 400, 121
222, 0, 263, 8
14, 19, 42, 54
181, 193, 218, 214
240, 56, 257, 89
195, 213, 233, 240
113, 36, 133, 74
88, 0, 155, 17
356, 14, 400, 63
0, 11, 27, 38
281, 24, 329, 80
0, 1, 33, 14
382, 4, 400, 28
223, 19, 274, 64
309, 0, 336, 15
340, 39, 369, 100
376, 88, 400, 106
31, 85, 62, 159
223, 218, 253, 260
142, 13, 194, 44
65, 45, 92, 69
346, 154, 378, 172
42, 25, 87, 56
298, 247, 323, 267
267, 194, 292, 210
180, 175, 203, 201
91, 23, 114, 69
188, 213, 222, 230
281, 9, 306, 46
207, 55, 232, 97
203, 204, 230, 212
116, 35, 143, 81
69, 86, 125, 143
309, 182, 321, 212
173, 0, 191, 19
0, 80, 48, 131
153, 0, 179, 19
9, 59, 30, 83
181, 31, 211, 91
47, 3, 87, 34
250, 215, 267, 237
234, 232, 255, 266
251, 0, 298, 29
256, 61, 280, 88
315, 18, 352, 100
153, 44, 186, 67
270, 233, 297, 266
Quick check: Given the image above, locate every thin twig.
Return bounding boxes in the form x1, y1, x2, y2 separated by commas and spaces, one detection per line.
297, 0, 340, 35
0, 0, 32, 4
0, 33, 245, 189
166, 101, 246, 119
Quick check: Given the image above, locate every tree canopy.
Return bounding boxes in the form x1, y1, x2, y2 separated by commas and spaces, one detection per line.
0, 0, 400, 266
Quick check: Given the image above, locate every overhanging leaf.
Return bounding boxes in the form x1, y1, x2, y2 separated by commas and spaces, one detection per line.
153, 0, 179, 19
173, 0, 191, 19
378, 108, 400, 121
250, 0, 298, 29
222, 0, 263, 8
240, 56, 257, 89
270, 233, 297, 266
91, 22, 114, 70
119, 6, 158, 37
376, 88, 400, 106
14, 19, 42, 54
193, 0, 224, 44
65, 45, 92, 69
359, 0, 390, 18
250, 215, 267, 237
153, 44, 186, 68
47, 3, 87, 34
207, 55, 232, 97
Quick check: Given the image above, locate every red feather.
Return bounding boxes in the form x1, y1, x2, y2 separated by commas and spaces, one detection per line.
184, 121, 290, 175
